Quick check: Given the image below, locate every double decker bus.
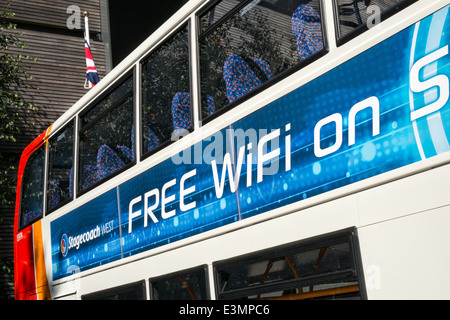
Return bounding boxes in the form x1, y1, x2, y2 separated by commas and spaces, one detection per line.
14, 0, 450, 300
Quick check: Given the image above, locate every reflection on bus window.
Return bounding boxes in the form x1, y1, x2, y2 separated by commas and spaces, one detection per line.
141, 24, 190, 155
214, 231, 362, 300
47, 122, 74, 212
20, 146, 45, 228
336, 0, 416, 41
199, 0, 324, 119
151, 267, 209, 300
78, 75, 134, 194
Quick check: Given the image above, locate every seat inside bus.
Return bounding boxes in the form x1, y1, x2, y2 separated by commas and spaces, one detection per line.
48, 179, 68, 210
219, 3, 323, 104
171, 92, 215, 134
22, 210, 42, 226
223, 54, 272, 103
69, 165, 99, 197
292, 4, 323, 60
97, 145, 128, 180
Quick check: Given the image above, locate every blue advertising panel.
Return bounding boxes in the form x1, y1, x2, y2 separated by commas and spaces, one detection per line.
51, 6, 450, 280
51, 189, 121, 280
118, 142, 240, 258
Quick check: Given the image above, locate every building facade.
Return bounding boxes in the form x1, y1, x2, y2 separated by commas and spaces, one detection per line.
0, 0, 108, 299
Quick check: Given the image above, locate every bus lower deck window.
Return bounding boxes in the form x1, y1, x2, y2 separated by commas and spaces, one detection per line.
82, 281, 146, 300
150, 267, 209, 300
214, 230, 363, 300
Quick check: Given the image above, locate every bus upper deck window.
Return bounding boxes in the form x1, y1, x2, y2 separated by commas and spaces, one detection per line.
78, 75, 134, 194
335, 0, 417, 43
47, 122, 74, 212
141, 24, 190, 157
198, 0, 324, 119
20, 146, 45, 229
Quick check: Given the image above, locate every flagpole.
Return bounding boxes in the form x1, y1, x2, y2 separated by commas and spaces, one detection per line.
84, 11, 91, 89
84, 11, 90, 46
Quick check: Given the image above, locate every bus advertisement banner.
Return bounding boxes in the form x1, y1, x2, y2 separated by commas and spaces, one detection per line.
51, 5, 450, 281
51, 189, 121, 280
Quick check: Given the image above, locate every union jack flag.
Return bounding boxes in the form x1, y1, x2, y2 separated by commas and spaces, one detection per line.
84, 27, 100, 88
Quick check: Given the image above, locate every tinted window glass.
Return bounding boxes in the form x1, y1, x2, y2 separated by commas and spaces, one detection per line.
83, 281, 146, 300
141, 24, 190, 156
199, 0, 324, 119
215, 231, 362, 300
335, 0, 417, 42
47, 122, 74, 211
200, 0, 247, 31
79, 75, 134, 194
151, 267, 209, 300
20, 146, 45, 228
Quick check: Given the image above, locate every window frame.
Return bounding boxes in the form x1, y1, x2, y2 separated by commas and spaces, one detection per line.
140, 21, 193, 162
213, 228, 366, 300
196, 0, 329, 125
45, 119, 76, 215
77, 69, 136, 198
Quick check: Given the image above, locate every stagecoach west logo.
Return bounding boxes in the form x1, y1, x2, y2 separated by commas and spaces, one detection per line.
60, 234, 69, 257
60, 220, 114, 257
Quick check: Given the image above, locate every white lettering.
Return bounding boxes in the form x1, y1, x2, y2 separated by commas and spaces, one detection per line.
410, 45, 450, 121
315, 97, 381, 158
67, 225, 101, 251
314, 113, 343, 158
257, 129, 280, 183
285, 123, 291, 172
180, 169, 197, 211
211, 151, 241, 199
128, 196, 142, 234
211, 126, 288, 196
247, 142, 253, 187
179, 304, 214, 317
127, 123, 292, 236
161, 179, 176, 219
348, 96, 380, 146
144, 189, 159, 227
101, 221, 114, 235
